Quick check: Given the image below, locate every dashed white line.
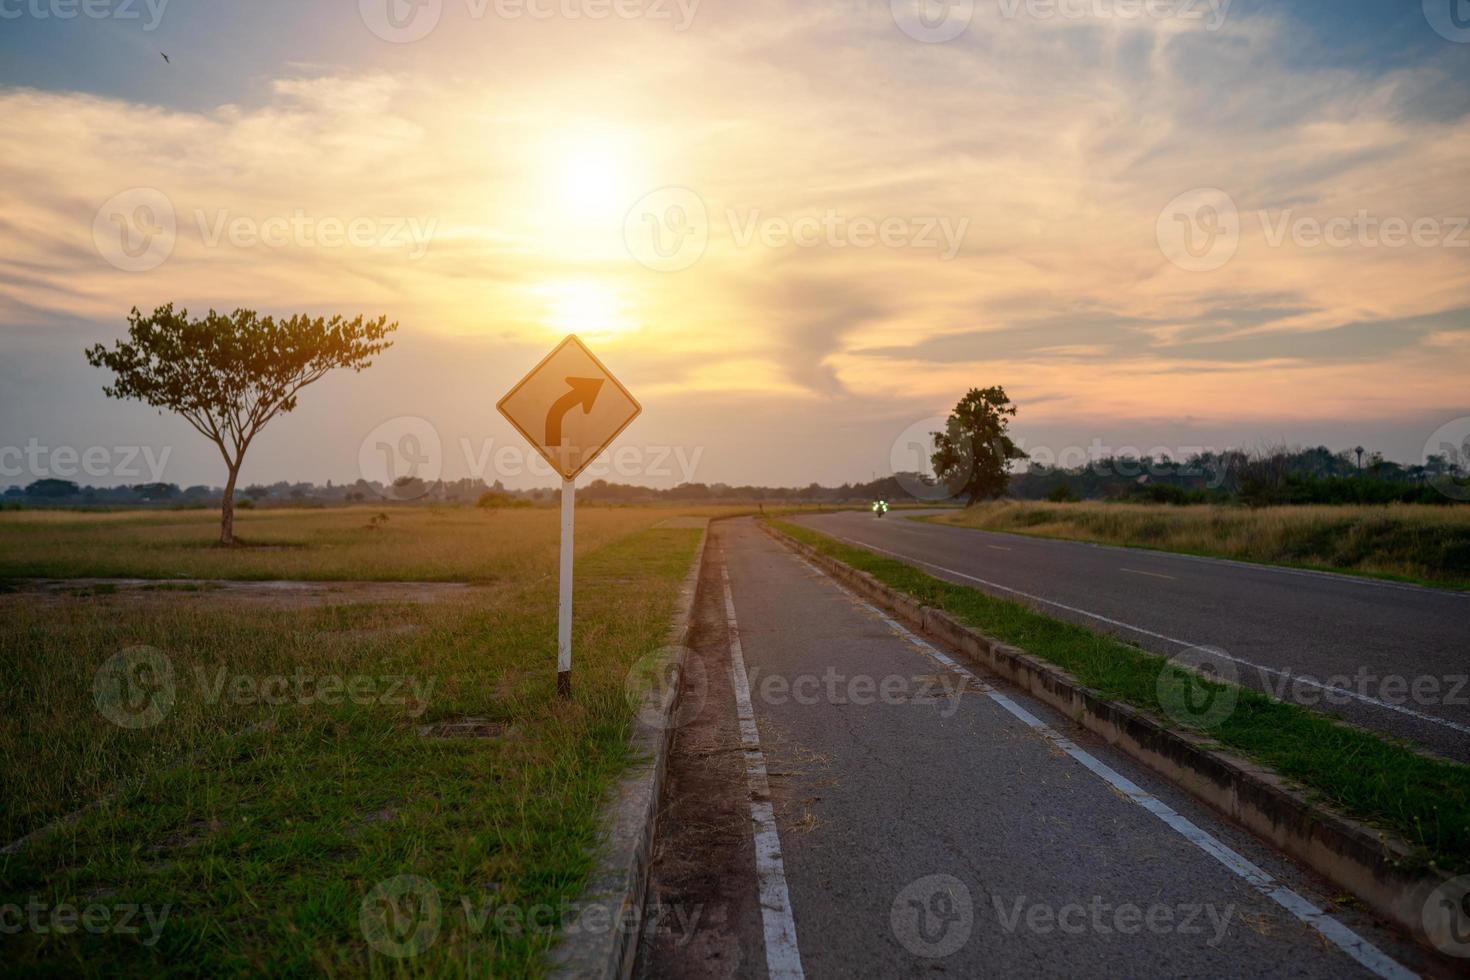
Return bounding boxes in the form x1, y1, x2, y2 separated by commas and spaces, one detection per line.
1121, 567, 1176, 580
721, 559, 805, 980
825, 532, 1470, 738
793, 554, 1416, 980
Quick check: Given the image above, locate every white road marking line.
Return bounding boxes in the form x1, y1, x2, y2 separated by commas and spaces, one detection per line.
793, 555, 1416, 980
1121, 567, 1176, 580
825, 532, 1470, 738
721, 559, 805, 980
986, 545, 1011, 552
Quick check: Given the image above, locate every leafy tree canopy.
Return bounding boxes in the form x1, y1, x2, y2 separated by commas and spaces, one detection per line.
931, 386, 1028, 504
85, 305, 395, 543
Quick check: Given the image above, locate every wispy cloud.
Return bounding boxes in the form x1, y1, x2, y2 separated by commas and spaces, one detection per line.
0, 1, 1466, 484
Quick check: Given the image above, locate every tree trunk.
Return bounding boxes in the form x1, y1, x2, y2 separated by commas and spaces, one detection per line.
220, 465, 239, 546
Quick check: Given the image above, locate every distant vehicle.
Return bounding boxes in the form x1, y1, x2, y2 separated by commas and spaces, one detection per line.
872, 499, 889, 517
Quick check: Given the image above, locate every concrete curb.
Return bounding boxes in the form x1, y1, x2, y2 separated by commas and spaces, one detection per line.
762, 522, 1454, 952
547, 524, 710, 980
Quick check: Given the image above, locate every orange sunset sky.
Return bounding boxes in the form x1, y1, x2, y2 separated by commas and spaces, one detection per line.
1, 1, 1467, 488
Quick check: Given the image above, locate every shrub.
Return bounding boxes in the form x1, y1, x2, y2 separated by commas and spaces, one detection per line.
477, 490, 531, 509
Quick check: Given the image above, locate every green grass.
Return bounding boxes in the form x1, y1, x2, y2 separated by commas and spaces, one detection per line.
924, 501, 1470, 590
0, 512, 705, 976
773, 519, 1470, 875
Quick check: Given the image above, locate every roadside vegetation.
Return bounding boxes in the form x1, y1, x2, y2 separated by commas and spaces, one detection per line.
773, 520, 1470, 875
1011, 444, 1469, 506
0, 507, 706, 975
924, 501, 1470, 590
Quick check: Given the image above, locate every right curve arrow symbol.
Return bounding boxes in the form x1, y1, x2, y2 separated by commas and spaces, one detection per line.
545, 376, 605, 447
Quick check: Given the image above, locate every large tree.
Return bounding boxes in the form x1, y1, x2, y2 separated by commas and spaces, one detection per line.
931, 386, 1028, 504
86, 305, 396, 545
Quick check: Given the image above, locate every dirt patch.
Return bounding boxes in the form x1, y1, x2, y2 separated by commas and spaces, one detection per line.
147, 818, 224, 855
1, 578, 483, 611
346, 805, 400, 839
417, 718, 511, 740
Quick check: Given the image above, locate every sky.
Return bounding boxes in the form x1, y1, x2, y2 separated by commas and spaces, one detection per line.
1, 0, 1468, 491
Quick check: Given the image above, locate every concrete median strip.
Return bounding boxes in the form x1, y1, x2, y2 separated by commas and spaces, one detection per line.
761, 521, 1457, 958
546, 524, 709, 980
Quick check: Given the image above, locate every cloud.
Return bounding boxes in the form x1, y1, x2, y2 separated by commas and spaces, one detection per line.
857, 306, 1470, 367
0, 2, 1467, 488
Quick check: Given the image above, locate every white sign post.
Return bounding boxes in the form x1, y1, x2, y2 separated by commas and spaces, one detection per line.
498, 335, 642, 697
558, 476, 574, 697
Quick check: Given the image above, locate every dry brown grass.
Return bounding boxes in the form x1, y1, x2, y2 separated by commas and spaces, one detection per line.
0, 504, 743, 582
929, 500, 1470, 588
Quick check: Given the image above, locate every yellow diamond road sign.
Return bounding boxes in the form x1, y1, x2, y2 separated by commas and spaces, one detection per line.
497, 335, 642, 481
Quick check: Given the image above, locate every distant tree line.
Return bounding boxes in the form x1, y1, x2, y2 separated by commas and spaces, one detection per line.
1013, 445, 1468, 505
4, 445, 1466, 509
0, 474, 932, 508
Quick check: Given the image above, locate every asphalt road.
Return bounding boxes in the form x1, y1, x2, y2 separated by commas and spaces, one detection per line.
788, 510, 1470, 761
638, 520, 1428, 979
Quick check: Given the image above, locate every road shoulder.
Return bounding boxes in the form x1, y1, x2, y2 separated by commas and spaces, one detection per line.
548, 521, 710, 979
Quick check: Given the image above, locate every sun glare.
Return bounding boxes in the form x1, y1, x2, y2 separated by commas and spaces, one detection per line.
542, 128, 639, 226
536, 280, 637, 341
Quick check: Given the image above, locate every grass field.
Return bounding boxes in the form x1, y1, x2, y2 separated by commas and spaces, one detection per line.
0, 506, 715, 976
774, 520, 1470, 876
0, 505, 713, 582
925, 501, 1470, 589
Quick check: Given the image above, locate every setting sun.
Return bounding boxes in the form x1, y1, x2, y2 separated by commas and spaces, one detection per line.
535, 279, 637, 341
541, 127, 640, 226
